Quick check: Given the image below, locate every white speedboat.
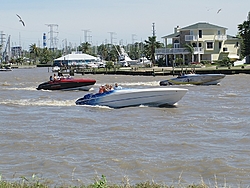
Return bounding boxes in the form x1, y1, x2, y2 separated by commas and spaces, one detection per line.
0, 66, 12, 71
160, 74, 225, 86
75, 87, 188, 108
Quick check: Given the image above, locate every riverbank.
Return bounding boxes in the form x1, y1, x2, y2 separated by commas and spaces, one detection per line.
66, 65, 250, 76
0, 174, 232, 188
10, 64, 250, 76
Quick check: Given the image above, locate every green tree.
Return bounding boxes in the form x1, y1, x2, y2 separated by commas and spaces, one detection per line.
39, 48, 52, 64
108, 45, 119, 62
79, 42, 92, 54
238, 19, 250, 63
144, 36, 163, 66
29, 43, 40, 64
97, 44, 109, 61
184, 43, 194, 63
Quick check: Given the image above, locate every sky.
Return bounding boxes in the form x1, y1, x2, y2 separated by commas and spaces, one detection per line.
0, 0, 249, 50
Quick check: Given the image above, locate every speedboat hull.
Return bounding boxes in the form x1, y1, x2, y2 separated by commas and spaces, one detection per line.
160, 74, 225, 86
37, 78, 96, 91
75, 87, 188, 108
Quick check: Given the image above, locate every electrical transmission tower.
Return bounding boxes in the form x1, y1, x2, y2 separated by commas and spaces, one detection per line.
0, 31, 5, 55
46, 24, 58, 50
108, 32, 116, 45
82, 29, 91, 43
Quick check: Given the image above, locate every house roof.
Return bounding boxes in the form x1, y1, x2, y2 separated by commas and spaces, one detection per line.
54, 53, 97, 61
181, 22, 227, 30
226, 35, 241, 40
162, 33, 180, 38
162, 22, 228, 39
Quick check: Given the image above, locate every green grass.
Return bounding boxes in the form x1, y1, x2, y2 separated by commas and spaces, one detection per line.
0, 174, 236, 188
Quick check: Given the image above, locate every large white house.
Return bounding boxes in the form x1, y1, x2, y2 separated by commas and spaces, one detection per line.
155, 22, 241, 65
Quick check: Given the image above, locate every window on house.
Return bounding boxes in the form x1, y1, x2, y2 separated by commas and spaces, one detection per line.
192, 43, 197, 47
199, 30, 202, 38
207, 42, 213, 49
218, 30, 221, 35
219, 42, 222, 49
236, 42, 239, 47
223, 47, 228, 52
174, 39, 179, 43
199, 43, 202, 47
174, 43, 180, 48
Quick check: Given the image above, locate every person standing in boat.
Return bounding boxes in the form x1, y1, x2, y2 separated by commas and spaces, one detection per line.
53, 74, 58, 81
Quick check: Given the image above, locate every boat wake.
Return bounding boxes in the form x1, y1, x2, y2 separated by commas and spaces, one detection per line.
4, 87, 37, 91
96, 81, 160, 87
1, 82, 11, 86
0, 98, 75, 107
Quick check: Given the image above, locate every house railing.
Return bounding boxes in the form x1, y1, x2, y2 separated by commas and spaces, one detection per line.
155, 47, 204, 55
214, 35, 227, 40
185, 35, 198, 41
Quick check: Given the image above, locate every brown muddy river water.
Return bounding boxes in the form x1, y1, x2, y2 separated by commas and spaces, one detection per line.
0, 67, 249, 187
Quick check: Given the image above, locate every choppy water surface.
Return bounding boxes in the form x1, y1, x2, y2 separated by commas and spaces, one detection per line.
0, 68, 250, 187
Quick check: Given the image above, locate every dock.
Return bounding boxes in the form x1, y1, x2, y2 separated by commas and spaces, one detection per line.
57, 65, 250, 76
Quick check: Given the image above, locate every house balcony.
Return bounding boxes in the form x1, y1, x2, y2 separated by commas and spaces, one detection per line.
155, 47, 204, 55
193, 47, 204, 54
214, 35, 227, 40
185, 35, 198, 41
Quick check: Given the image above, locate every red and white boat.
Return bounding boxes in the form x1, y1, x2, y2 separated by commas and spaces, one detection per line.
37, 77, 96, 91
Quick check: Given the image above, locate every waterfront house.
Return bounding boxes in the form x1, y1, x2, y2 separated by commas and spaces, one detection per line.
155, 22, 241, 66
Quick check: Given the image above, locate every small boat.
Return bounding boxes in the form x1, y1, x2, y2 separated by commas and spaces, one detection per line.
159, 74, 225, 86
0, 66, 12, 71
75, 87, 188, 108
37, 77, 96, 91
52, 66, 61, 72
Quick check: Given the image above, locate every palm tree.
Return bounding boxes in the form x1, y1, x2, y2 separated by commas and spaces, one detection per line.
29, 43, 40, 64
39, 48, 52, 64
79, 42, 92, 54
108, 45, 119, 62
144, 36, 163, 66
238, 20, 250, 63
184, 43, 194, 63
97, 44, 109, 61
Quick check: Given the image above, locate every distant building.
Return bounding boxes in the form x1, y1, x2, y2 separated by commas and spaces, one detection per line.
11, 46, 22, 57
53, 51, 102, 68
156, 22, 241, 66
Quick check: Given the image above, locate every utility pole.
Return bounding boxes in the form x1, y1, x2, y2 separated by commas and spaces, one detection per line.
62, 39, 67, 54
46, 24, 59, 50
152, 23, 156, 37
132, 34, 137, 44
